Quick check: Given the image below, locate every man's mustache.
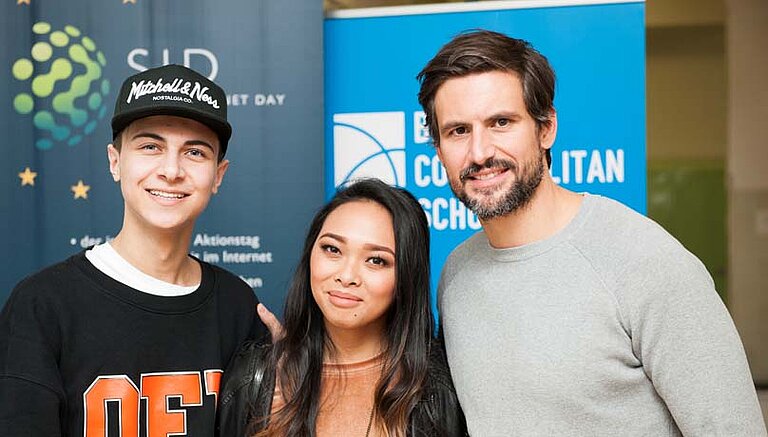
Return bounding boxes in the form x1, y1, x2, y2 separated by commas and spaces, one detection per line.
459, 158, 516, 182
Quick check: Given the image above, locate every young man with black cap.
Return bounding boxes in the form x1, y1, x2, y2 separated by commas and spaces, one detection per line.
0, 64, 267, 435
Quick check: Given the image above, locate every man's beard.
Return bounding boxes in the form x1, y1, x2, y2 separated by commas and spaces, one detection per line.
450, 148, 545, 220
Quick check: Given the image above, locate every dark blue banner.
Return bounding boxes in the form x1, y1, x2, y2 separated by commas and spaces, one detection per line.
1, 0, 324, 314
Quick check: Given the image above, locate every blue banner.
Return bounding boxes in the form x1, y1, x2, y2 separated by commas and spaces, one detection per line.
325, 1, 646, 308
1, 0, 324, 313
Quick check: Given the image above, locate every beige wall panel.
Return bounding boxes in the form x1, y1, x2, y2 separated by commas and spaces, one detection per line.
729, 190, 768, 383
647, 26, 726, 161
727, 0, 768, 384
727, 0, 768, 191
647, 0, 724, 27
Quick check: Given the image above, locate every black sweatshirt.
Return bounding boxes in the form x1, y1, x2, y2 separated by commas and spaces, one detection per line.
0, 251, 266, 436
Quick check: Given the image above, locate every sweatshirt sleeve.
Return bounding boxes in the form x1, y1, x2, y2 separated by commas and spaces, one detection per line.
0, 282, 65, 435
0, 377, 63, 435
623, 245, 767, 436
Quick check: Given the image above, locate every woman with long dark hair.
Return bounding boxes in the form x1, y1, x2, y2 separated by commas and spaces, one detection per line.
217, 178, 466, 436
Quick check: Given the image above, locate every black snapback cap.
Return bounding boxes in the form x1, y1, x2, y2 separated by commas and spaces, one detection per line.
111, 64, 232, 156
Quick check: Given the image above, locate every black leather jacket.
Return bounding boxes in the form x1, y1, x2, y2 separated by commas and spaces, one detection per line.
217, 338, 468, 436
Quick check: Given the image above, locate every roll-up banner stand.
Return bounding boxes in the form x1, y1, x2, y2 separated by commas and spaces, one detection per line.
1, 0, 324, 312
325, 0, 646, 312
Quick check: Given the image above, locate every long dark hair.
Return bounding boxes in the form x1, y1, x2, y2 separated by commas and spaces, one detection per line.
252, 178, 433, 437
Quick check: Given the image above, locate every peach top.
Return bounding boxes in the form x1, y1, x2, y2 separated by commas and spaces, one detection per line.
272, 353, 383, 437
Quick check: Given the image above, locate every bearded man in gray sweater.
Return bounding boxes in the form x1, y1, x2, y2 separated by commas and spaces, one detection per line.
417, 29, 766, 436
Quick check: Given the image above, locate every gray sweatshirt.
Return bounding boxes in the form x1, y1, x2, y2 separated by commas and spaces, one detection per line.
439, 194, 766, 436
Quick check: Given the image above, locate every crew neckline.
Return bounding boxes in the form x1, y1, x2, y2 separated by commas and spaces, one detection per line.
86, 242, 200, 296
486, 193, 596, 262
71, 250, 215, 314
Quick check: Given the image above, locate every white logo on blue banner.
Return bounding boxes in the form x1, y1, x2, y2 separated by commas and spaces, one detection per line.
333, 112, 406, 187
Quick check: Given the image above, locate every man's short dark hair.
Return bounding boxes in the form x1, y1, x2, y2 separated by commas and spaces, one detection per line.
417, 29, 556, 166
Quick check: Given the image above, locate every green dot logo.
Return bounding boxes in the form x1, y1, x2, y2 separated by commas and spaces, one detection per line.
12, 22, 110, 150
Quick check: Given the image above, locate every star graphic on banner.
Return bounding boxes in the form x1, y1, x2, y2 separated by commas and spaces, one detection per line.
18, 167, 38, 186
71, 180, 90, 199
17, 0, 30, 4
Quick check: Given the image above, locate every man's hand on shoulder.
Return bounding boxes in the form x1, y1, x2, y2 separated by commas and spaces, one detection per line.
257, 303, 284, 342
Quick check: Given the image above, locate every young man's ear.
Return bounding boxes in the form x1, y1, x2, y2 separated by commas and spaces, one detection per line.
107, 143, 120, 182
211, 159, 230, 194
